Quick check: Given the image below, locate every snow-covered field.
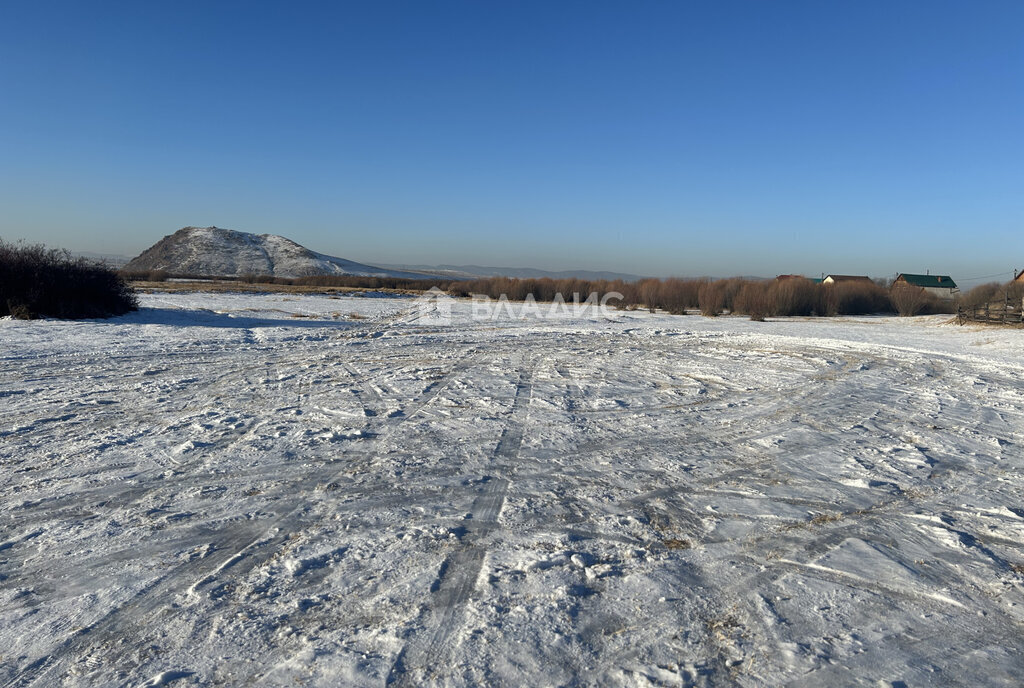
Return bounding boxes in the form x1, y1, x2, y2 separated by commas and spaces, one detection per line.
2, 292, 1023, 687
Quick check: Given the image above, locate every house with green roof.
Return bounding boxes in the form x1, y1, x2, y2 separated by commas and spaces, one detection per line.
823, 274, 873, 286
893, 273, 959, 299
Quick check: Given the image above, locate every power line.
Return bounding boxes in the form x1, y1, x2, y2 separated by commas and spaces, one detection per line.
957, 270, 1015, 283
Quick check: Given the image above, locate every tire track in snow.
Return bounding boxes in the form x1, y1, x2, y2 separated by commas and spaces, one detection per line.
535, 338, 940, 679
190, 347, 486, 684
236, 349, 492, 685
386, 358, 533, 686
6, 346, 483, 687
2, 521, 266, 688
2, 342, 394, 545
608, 338, 1024, 683
1, 352, 295, 515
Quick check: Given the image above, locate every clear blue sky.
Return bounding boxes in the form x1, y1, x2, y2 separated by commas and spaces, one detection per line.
1, 1, 1021, 281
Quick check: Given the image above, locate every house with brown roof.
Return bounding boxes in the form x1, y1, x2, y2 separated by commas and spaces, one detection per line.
776, 274, 824, 284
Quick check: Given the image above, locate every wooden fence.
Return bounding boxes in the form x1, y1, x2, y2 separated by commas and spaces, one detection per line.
958, 296, 1024, 326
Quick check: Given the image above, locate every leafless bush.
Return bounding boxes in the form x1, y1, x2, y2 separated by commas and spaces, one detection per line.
1007, 281, 1024, 302
826, 281, 892, 315
619, 277, 702, 313
651, 278, 703, 314
924, 297, 957, 315
453, 276, 632, 306
119, 268, 169, 282
1, 239, 137, 319
698, 281, 726, 316
733, 282, 771, 320
959, 283, 1002, 309
698, 278, 746, 316
772, 277, 823, 316
958, 280, 1024, 317
890, 284, 935, 316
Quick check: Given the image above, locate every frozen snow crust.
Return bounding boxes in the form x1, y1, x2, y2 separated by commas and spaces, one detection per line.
2, 292, 1023, 686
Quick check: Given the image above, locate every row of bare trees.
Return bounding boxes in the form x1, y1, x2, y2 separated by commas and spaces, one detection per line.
119, 268, 986, 318
453, 275, 931, 317
699, 278, 898, 318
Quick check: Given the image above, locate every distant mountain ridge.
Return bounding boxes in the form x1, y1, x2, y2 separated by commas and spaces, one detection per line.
72, 251, 133, 267
123, 227, 440, 279
379, 263, 646, 282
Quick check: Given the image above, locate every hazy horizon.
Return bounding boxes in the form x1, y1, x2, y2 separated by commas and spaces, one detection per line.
62, 226, 1001, 283
2, 2, 1021, 286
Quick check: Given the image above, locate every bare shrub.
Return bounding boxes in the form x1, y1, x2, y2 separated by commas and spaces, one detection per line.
698, 278, 745, 316
733, 281, 772, 320
962, 280, 1024, 311
960, 282, 1002, 309
890, 284, 934, 316
923, 297, 956, 315
827, 281, 892, 315
656, 278, 704, 314
7, 302, 34, 320
636, 278, 662, 311
624, 277, 702, 314
119, 269, 169, 282
698, 280, 727, 316
1007, 280, 1024, 300
771, 277, 823, 316
1, 239, 137, 319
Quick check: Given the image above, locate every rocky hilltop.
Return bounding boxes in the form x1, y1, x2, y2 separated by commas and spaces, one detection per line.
124, 227, 435, 279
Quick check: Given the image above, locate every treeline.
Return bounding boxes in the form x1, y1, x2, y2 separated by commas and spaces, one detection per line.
959, 280, 1024, 309
453, 276, 933, 317
2, 240, 137, 319
697, 278, 899, 318
118, 268, 974, 318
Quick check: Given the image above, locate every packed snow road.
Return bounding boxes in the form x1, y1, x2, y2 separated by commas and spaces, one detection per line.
2, 292, 1023, 687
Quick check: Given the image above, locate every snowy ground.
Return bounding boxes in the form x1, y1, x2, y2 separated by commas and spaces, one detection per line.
2, 292, 1023, 687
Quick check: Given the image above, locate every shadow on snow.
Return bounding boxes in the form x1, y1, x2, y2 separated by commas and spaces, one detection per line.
110, 307, 364, 330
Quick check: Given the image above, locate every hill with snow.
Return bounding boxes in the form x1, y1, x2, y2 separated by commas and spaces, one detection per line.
123, 227, 439, 279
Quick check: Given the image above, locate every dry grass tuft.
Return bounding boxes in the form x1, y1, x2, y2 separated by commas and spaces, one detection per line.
662, 538, 692, 550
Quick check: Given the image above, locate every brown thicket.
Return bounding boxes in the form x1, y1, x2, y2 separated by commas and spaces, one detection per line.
959, 282, 1002, 309
889, 283, 952, 316
115, 268, 969, 318
2, 240, 137, 319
